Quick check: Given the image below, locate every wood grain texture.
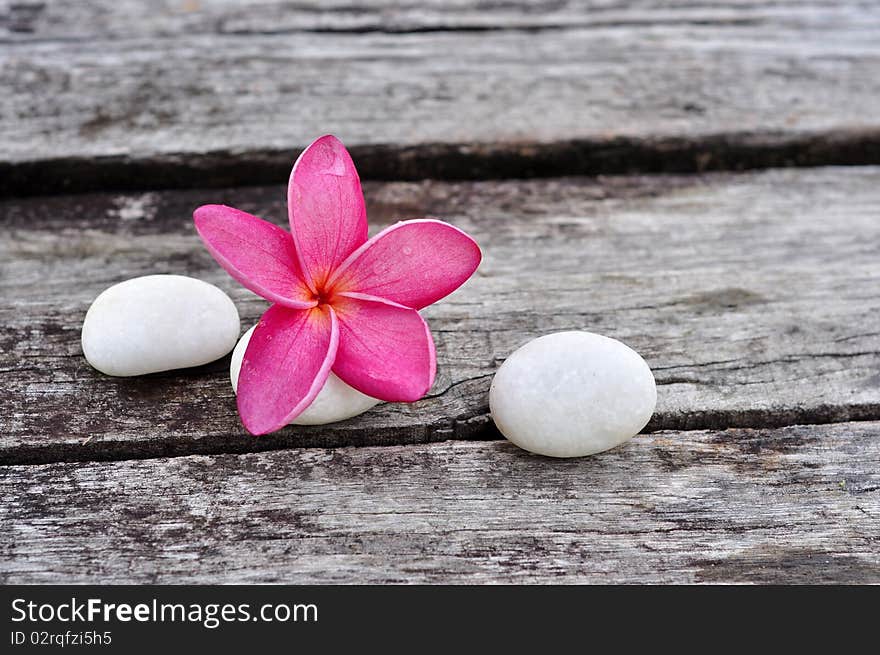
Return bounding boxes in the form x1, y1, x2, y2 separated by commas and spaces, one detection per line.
2, 421, 877, 583
4, 1, 878, 587
2, 166, 879, 464
2, 1, 880, 194
4, 0, 871, 40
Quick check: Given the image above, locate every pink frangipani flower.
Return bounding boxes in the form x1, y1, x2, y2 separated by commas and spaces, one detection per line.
194, 135, 481, 435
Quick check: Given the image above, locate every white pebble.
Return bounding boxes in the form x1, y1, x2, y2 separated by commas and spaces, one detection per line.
230, 325, 380, 425
489, 331, 656, 457
82, 275, 240, 376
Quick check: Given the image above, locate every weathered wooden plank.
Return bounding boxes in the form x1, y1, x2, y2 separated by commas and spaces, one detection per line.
2, 166, 879, 464
1, 421, 877, 584
2, 2, 880, 194
6, 1, 872, 40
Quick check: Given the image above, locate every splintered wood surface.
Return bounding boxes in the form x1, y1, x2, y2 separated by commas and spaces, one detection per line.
2, 166, 879, 465
2, 421, 878, 584
2, 0, 879, 584
3, 1, 880, 194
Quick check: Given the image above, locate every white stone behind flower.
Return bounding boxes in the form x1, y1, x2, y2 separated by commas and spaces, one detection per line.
490, 331, 656, 458
82, 275, 240, 376
230, 325, 380, 426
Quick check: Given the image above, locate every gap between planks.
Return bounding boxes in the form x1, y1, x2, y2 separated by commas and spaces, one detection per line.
4, 129, 880, 198
4, 417, 880, 469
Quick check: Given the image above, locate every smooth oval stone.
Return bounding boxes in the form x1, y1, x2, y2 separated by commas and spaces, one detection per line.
489, 331, 656, 458
230, 325, 381, 426
82, 275, 240, 376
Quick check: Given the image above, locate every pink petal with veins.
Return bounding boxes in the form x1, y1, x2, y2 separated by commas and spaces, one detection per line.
194, 204, 315, 308
288, 135, 368, 291
330, 219, 481, 309
331, 295, 436, 402
237, 304, 338, 435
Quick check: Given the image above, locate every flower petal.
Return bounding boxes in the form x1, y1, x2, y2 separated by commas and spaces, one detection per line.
331, 295, 436, 402
329, 219, 481, 309
194, 204, 315, 308
237, 304, 338, 435
288, 135, 368, 290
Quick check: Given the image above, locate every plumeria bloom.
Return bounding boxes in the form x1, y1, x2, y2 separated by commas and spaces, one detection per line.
194, 135, 481, 435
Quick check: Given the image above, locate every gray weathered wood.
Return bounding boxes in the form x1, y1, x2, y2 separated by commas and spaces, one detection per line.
5, 1, 872, 40
2, 421, 877, 583
3, 0, 878, 588
2, 166, 879, 464
2, 1, 880, 194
